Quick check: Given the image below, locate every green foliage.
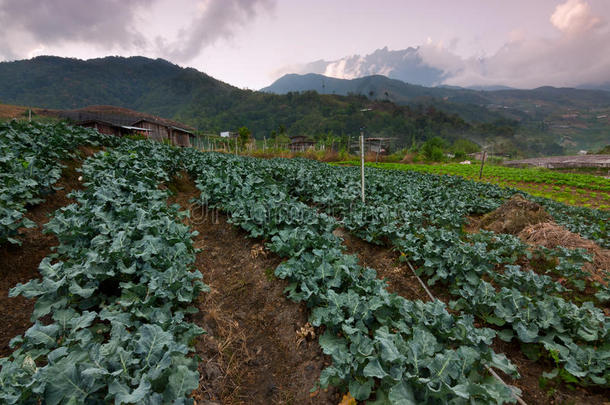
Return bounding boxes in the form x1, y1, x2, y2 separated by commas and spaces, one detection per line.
238, 126, 252, 146
270, 158, 609, 387
0, 56, 546, 153
211, 154, 609, 390
125, 133, 148, 141
333, 161, 610, 210
0, 121, 117, 245
0, 136, 207, 404
179, 150, 522, 403
422, 137, 447, 162
452, 138, 481, 154
3, 121, 608, 403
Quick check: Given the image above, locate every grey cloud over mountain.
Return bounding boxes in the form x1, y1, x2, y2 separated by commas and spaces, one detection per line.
275, 47, 447, 88
280, 0, 610, 89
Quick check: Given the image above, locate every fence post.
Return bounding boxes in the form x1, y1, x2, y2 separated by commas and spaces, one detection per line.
479, 150, 487, 180
360, 131, 365, 203
376, 138, 382, 163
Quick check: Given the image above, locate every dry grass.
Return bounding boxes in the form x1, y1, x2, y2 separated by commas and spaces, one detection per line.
196, 289, 254, 405
519, 222, 610, 285
0, 104, 28, 119
479, 194, 553, 235
245, 148, 354, 162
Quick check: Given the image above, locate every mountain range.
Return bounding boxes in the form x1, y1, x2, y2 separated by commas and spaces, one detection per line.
0, 55, 608, 155
0, 55, 496, 148
262, 72, 610, 121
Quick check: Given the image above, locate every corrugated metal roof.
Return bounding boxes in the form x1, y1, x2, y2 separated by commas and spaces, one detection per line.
121, 125, 151, 131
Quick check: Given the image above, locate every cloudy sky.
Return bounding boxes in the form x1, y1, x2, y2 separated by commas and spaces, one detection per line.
0, 0, 609, 89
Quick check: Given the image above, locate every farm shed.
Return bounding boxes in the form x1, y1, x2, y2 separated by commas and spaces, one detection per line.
289, 135, 314, 152
60, 106, 196, 147
169, 126, 194, 147
220, 131, 238, 138
364, 137, 392, 154
76, 119, 150, 138
131, 119, 195, 147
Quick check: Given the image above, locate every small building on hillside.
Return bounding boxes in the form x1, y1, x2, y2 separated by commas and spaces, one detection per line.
131, 119, 194, 147
77, 119, 151, 138
220, 131, 238, 138
364, 137, 392, 154
289, 135, 314, 152
65, 106, 196, 147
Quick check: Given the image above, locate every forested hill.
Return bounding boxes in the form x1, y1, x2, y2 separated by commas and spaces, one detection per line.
0, 56, 567, 155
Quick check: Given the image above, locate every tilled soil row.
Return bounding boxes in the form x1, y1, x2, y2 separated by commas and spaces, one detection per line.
168, 175, 338, 405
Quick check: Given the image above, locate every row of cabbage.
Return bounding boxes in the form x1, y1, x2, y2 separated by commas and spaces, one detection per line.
0, 120, 118, 245
346, 162, 610, 193
259, 158, 610, 387
0, 140, 207, 404
180, 149, 522, 404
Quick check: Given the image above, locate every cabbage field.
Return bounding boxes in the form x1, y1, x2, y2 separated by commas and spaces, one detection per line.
1, 122, 609, 404
336, 161, 610, 210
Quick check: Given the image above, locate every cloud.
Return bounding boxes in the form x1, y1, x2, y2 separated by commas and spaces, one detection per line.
272, 0, 609, 89
0, 0, 153, 59
0, 0, 275, 63
156, 0, 275, 62
550, 0, 602, 34
418, 0, 610, 88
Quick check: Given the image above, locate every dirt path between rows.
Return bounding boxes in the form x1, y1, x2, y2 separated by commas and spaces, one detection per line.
168, 174, 338, 405
0, 157, 86, 357
339, 228, 610, 405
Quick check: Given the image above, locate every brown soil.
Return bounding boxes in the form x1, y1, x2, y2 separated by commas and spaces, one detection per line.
336, 228, 431, 303
0, 157, 86, 357
492, 339, 610, 405
167, 174, 338, 405
519, 222, 610, 285
479, 194, 553, 235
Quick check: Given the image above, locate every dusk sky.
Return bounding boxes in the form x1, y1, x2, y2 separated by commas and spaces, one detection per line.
1, 0, 609, 89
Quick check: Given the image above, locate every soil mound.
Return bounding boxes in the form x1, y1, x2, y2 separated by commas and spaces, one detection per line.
519, 222, 610, 285
480, 194, 552, 235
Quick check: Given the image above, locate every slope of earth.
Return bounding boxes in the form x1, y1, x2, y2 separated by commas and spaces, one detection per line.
167, 174, 338, 404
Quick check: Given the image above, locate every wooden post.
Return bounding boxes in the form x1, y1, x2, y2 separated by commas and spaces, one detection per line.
235, 136, 238, 155
28, 108, 31, 122
263, 136, 266, 152
479, 150, 487, 180
360, 131, 365, 203
376, 138, 382, 163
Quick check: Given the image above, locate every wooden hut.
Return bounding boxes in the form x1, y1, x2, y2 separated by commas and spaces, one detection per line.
76, 119, 150, 138
131, 119, 194, 147
364, 137, 392, 154
61, 106, 195, 147
289, 135, 314, 152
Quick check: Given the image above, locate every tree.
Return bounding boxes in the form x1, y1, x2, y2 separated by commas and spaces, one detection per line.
451, 139, 480, 154
422, 137, 446, 162
238, 126, 252, 147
